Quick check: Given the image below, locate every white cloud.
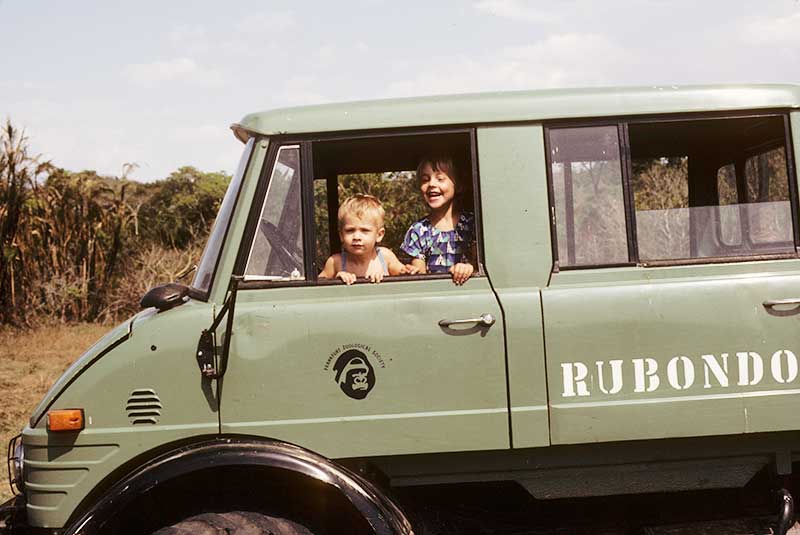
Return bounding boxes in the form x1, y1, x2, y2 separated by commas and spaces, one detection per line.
473, 0, 557, 23
384, 33, 634, 97
122, 58, 227, 88
0, 80, 47, 91
168, 24, 207, 45
236, 10, 296, 34
316, 44, 337, 62
742, 11, 800, 47
124, 58, 197, 82
272, 75, 327, 106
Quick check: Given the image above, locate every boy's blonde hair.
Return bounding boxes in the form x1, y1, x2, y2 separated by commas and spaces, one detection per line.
338, 194, 385, 230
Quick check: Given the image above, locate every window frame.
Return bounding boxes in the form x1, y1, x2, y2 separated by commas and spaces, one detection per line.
544, 110, 800, 271
188, 137, 256, 301
234, 127, 486, 290
241, 143, 306, 282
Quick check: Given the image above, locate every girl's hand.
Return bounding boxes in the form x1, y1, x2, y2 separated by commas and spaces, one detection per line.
336, 271, 357, 285
401, 264, 420, 275
449, 262, 474, 285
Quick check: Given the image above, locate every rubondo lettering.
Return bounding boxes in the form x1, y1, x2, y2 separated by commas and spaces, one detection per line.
561, 350, 799, 397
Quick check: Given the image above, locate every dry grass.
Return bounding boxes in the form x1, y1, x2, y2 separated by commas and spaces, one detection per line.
0, 323, 108, 503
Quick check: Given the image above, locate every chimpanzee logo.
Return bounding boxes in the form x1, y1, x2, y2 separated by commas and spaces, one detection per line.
332, 349, 375, 400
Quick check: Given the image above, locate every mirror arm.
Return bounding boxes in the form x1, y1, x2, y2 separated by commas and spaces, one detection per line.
196, 275, 242, 378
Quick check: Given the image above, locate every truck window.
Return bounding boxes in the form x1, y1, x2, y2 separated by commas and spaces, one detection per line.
548, 126, 629, 266
548, 114, 796, 268
192, 137, 255, 294
244, 145, 305, 280
630, 116, 794, 261
745, 147, 792, 244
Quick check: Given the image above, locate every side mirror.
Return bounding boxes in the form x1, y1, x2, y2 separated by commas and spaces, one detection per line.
140, 283, 190, 312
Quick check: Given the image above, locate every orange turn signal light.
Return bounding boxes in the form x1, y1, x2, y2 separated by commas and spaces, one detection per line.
47, 409, 84, 432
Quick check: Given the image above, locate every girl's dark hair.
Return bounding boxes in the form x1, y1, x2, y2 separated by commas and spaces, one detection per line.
416, 155, 458, 186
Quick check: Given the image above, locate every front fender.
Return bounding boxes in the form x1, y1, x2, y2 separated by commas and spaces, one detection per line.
65, 436, 414, 535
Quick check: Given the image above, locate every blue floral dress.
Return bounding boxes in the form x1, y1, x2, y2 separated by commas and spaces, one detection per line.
401, 212, 475, 274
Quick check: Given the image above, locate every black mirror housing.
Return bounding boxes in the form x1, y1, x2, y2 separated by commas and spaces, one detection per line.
140, 283, 190, 312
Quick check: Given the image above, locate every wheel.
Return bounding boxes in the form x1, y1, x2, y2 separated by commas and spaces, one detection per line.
151, 511, 316, 535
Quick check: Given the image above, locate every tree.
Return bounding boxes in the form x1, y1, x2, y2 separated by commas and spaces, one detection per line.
138, 166, 230, 249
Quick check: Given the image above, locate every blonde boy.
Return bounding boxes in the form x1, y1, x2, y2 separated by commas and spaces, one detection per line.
319, 194, 408, 285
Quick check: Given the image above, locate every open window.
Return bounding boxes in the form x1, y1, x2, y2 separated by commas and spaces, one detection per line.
311, 131, 477, 281
242, 131, 479, 285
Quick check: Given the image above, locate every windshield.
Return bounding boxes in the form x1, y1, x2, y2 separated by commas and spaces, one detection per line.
191, 137, 256, 296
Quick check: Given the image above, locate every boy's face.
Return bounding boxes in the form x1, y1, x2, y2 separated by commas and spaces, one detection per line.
419, 163, 456, 210
339, 214, 385, 257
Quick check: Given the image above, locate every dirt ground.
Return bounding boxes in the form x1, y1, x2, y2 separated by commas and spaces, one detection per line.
0, 323, 108, 503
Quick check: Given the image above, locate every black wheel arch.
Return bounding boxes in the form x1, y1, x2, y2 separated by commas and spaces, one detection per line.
62, 435, 414, 535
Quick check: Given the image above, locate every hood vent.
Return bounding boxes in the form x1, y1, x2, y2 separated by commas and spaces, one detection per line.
126, 389, 162, 425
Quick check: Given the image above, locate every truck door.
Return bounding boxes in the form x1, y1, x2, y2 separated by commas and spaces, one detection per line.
541, 115, 800, 445
219, 139, 509, 459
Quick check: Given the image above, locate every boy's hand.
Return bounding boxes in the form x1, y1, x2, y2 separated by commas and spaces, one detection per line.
336, 271, 357, 285
401, 264, 420, 275
449, 263, 474, 285
365, 262, 385, 283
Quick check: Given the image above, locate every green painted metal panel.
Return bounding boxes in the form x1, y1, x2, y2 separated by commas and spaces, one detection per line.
238, 85, 800, 137
477, 126, 551, 448
543, 260, 800, 445
23, 299, 218, 528
219, 278, 509, 457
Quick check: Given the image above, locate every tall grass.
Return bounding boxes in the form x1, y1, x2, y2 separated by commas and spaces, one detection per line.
0, 120, 228, 326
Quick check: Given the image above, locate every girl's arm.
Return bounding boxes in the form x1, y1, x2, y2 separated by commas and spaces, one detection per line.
410, 258, 426, 274
400, 223, 425, 275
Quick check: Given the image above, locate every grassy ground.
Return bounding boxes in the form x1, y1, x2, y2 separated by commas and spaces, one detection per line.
0, 323, 108, 503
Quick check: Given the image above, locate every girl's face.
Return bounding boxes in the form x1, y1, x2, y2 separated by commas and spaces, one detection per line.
419, 163, 456, 211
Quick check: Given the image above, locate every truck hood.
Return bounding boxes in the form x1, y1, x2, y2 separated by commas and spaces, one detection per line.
29, 308, 156, 428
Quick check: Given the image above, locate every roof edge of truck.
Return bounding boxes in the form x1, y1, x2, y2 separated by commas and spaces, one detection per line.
232, 84, 800, 139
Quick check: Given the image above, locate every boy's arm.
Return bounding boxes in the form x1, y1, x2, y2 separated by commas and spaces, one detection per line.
381, 248, 409, 276
318, 255, 337, 279
321, 254, 358, 285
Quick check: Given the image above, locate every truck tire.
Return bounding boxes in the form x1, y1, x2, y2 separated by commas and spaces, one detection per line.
151, 511, 316, 535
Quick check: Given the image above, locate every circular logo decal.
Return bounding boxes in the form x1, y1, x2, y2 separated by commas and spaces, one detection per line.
332, 349, 375, 400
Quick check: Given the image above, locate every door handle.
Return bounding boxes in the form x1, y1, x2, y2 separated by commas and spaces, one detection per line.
438, 313, 496, 328
763, 298, 800, 308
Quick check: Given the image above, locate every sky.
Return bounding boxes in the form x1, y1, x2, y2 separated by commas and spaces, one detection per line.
2, 0, 799, 181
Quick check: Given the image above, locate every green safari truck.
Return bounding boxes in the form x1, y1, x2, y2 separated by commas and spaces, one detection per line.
4, 84, 800, 534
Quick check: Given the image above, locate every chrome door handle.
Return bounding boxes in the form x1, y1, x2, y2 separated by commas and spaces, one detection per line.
438, 313, 496, 328
763, 298, 800, 308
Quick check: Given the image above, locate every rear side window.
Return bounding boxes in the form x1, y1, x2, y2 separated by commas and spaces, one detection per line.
549, 126, 628, 266
548, 114, 796, 268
